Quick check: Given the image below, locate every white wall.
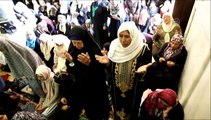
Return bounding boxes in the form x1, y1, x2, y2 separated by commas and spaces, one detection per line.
178, 1, 210, 119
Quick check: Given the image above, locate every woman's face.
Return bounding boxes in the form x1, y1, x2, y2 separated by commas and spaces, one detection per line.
72, 40, 84, 50
170, 41, 181, 50
36, 74, 46, 81
163, 15, 171, 25
119, 30, 132, 48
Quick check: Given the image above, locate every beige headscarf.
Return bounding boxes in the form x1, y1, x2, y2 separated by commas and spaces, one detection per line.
39, 33, 55, 61
162, 12, 176, 42
35, 65, 55, 99
108, 21, 147, 63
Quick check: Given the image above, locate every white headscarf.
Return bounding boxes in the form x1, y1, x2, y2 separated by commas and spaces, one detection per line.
52, 34, 70, 57
108, 21, 147, 63
35, 65, 54, 99
39, 33, 54, 61
162, 12, 176, 42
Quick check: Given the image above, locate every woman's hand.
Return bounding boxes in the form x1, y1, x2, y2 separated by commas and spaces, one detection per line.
95, 54, 110, 65
163, 106, 173, 118
159, 57, 166, 63
64, 52, 73, 62
77, 52, 91, 66
61, 97, 68, 104
136, 63, 153, 74
52, 63, 57, 69
35, 102, 45, 113
167, 61, 175, 67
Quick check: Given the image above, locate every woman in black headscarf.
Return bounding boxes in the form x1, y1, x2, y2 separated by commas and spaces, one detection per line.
64, 26, 110, 120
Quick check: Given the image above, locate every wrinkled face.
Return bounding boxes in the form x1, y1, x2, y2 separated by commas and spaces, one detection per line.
170, 40, 181, 50
119, 30, 132, 48
163, 15, 171, 25
72, 40, 84, 50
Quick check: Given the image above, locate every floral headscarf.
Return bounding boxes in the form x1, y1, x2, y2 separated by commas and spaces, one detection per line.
163, 34, 184, 60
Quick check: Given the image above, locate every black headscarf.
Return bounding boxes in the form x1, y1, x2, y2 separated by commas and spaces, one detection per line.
69, 26, 102, 56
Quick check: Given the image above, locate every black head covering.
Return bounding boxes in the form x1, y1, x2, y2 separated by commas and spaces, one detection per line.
70, 26, 102, 55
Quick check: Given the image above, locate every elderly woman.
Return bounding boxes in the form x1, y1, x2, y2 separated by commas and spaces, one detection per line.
152, 12, 182, 57
138, 88, 184, 120
65, 25, 110, 120
138, 34, 187, 92
95, 21, 152, 120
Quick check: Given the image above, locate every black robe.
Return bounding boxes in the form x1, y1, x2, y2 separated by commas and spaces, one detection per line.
65, 26, 110, 120
145, 42, 187, 92
110, 45, 152, 120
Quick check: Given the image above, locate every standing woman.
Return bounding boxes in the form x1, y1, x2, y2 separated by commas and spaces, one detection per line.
108, 0, 121, 41
65, 25, 110, 120
38, 33, 55, 69
152, 12, 182, 58
90, 0, 109, 47
96, 21, 152, 120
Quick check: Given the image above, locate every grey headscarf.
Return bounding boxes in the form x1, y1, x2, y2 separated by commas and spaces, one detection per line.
0, 36, 45, 97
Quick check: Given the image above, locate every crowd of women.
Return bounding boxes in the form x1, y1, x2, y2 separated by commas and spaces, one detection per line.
0, 0, 187, 120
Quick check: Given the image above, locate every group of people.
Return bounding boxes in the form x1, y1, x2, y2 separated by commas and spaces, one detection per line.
0, 0, 188, 120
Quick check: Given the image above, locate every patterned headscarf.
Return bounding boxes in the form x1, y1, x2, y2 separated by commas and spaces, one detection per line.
108, 21, 147, 63
163, 34, 184, 60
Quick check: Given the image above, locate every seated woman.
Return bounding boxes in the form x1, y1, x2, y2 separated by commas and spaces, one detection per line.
152, 12, 182, 58
138, 88, 184, 120
35, 65, 60, 118
137, 34, 187, 92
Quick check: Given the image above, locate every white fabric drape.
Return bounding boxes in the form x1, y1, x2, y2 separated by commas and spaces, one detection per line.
178, 1, 210, 119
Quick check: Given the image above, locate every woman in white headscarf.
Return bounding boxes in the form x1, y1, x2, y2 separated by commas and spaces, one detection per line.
95, 21, 152, 120
35, 65, 60, 118
38, 33, 55, 69
152, 12, 182, 58
52, 34, 70, 74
